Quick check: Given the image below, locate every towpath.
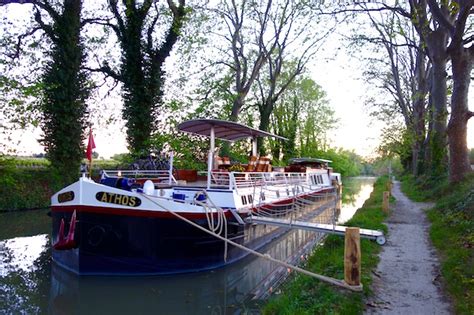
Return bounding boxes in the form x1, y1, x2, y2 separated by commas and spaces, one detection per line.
365, 181, 451, 314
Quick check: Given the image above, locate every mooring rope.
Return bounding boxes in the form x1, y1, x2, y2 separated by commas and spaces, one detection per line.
139, 193, 362, 292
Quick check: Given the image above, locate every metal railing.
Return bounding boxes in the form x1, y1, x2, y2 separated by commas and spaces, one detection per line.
209, 171, 314, 190
102, 170, 177, 185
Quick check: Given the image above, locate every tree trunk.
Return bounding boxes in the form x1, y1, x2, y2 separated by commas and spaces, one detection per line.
230, 96, 244, 122
412, 53, 428, 176
447, 48, 473, 183
428, 57, 448, 177
257, 101, 272, 155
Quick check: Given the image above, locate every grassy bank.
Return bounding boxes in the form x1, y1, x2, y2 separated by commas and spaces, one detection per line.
262, 176, 390, 314
0, 158, 120, 212
0, 168, 59, 211
401, 174, 474, 314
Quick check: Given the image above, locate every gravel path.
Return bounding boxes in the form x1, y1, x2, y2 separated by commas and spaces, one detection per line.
365, 181, 451, 314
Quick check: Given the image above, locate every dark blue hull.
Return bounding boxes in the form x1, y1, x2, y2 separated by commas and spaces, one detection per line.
52, 209, 285, 275
52, 190, 334, 276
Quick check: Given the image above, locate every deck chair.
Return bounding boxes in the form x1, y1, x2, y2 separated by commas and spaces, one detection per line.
255, 157, 270, 172
245, 156, 258, 172
222, 157, 231, 168
215, 156, 224, 170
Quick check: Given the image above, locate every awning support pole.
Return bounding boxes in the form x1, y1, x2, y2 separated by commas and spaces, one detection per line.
207, 126, 215, 189
252, 136, 257, 156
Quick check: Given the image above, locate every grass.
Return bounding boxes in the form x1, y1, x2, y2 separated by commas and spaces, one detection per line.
401, 174, 474, 315
262, 176, 390, 314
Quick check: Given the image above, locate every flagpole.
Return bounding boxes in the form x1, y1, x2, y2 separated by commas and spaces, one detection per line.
89, 127, 93, 178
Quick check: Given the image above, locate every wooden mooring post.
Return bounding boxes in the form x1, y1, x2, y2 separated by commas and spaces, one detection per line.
386, 181, 392, 196
344, 227, 362, 288
382, 191, 390, 213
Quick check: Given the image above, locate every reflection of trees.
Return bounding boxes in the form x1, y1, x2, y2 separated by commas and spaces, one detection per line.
0, 238, 51, 313
341, 178, 362, 205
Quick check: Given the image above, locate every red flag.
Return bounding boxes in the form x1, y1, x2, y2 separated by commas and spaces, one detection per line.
86, 129, 96, 161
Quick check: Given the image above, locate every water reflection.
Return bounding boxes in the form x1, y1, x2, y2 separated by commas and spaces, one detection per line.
0, 177, 376, 314
49, 229, 322, 315
0, 235, 51, 313
338, 177, 375, 223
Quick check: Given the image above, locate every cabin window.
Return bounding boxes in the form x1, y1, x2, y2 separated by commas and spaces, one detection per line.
260, 192, 266, 201
276, 190, 280, 198
311, 176, 317, 185
241, 195, 247, 205
316, 175, 322, 184
248, 195, 253, 203
286, 188, 290, 196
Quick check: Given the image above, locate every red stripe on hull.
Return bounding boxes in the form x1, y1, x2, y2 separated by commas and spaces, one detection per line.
51, 205, 235, 219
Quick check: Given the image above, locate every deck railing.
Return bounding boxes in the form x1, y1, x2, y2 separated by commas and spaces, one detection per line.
102, 170, 177, 185
209, 171, 314, 190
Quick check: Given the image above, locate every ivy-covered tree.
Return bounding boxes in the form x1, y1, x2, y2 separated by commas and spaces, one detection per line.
0, 0, 90, 183
98, 0, 187, 156
40, 0, 90, 182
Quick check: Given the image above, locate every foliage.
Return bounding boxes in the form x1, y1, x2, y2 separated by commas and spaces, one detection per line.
105, 0, 187, 156
263, 176, 390, 314
269, 76, 337, 162
228, 164, 245, 172
0, 167, 58, 212
400, 174, 474, 314
37, 0, 91, 184
318, 148, 363, 177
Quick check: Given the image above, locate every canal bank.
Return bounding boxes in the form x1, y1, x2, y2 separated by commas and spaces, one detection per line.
0, 177, 376, 314
263, 176, 389, 314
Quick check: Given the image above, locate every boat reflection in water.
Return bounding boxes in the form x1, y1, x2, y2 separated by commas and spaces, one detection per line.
50, 227, 325, 315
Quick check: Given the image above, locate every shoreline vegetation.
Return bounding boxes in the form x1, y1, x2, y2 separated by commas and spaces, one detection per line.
0, 158, 119, 212
262, 176, 390, 314
400, 174, 474, 315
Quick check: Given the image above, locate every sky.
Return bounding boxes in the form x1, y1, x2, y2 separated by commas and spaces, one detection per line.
2, 3, 473, 160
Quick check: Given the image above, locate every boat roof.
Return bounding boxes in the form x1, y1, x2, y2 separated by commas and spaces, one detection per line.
177, 119, 288, 142
289, 157, 332, 164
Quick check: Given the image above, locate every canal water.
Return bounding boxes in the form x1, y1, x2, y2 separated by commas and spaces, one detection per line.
0, 177, 375, 314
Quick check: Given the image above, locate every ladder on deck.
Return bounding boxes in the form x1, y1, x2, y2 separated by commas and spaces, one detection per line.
248, 216, 386, 245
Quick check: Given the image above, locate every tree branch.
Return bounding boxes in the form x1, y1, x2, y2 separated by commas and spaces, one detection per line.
83, 64, 122, 82
7, 26, 42, 60
426, 0, 455, 34
468, 110, 474, 120
34, 8, 55, 40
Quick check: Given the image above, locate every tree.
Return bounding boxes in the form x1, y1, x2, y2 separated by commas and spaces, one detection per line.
424, 0, 474, 183
356, 7, 430, 176
269, 76, 336, 162
407, 0, 450, 178
254, 1, 331, 153
1, 0, 90, 183
97, 0, 187, 156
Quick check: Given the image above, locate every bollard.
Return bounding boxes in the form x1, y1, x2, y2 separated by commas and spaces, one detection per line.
344, 227, 361, 286
382, 191, 390, 213
386, 181, 392, 196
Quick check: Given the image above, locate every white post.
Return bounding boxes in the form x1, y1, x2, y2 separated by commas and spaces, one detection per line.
252, 137, 257, 156
169, 151, 174, 185
207, 126, 215, 189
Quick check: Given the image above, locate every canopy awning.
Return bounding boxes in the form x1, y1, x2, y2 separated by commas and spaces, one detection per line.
177, 119, 288, 142
289, 158, 332, 164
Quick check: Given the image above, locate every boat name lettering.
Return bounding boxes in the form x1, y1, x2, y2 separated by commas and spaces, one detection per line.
95, 192, 141, 207
58, 191, 75, 203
